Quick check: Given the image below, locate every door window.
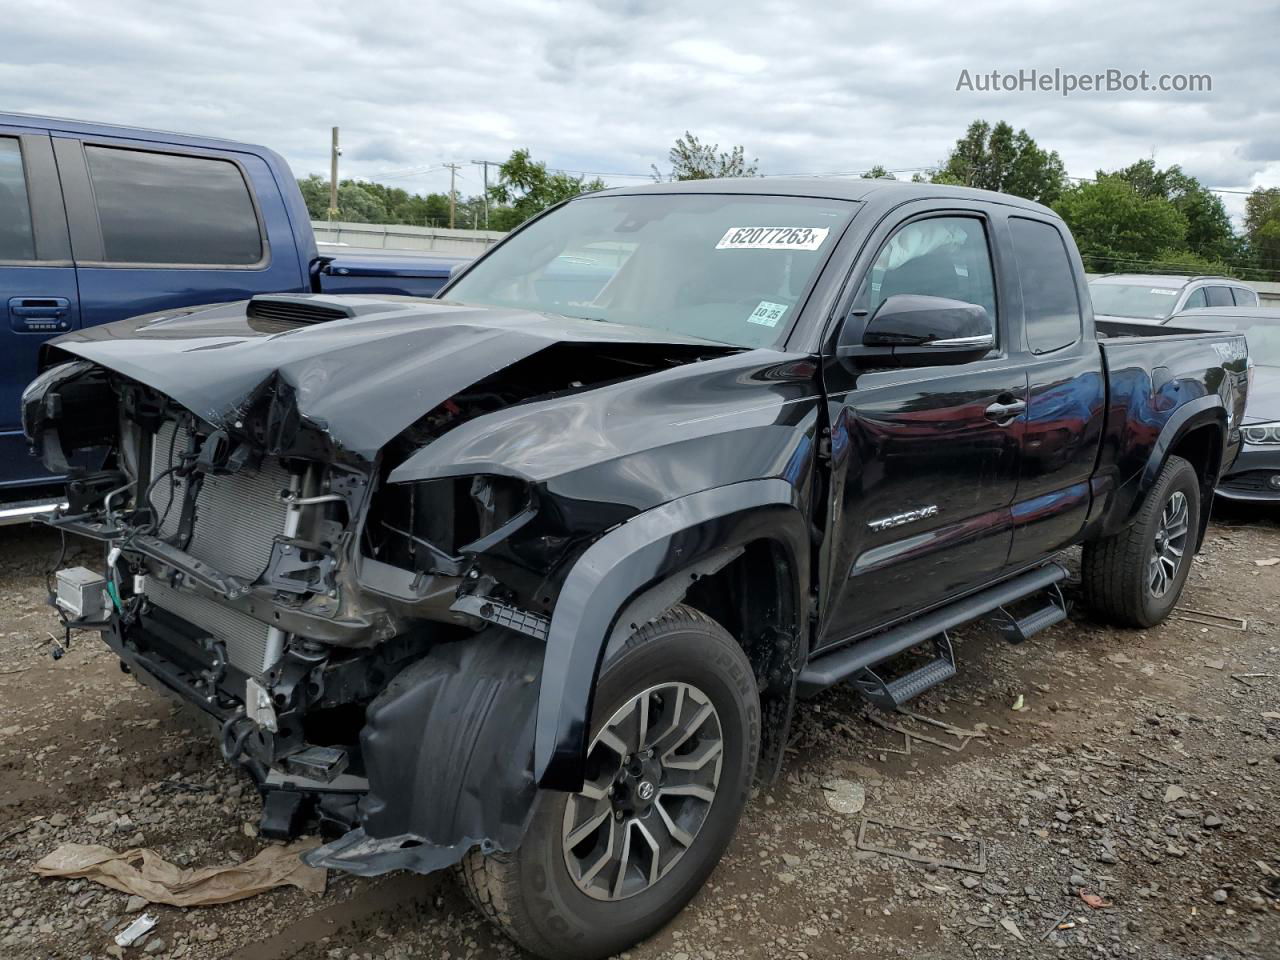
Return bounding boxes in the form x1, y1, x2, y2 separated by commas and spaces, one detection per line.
0, 138, 36, 261
1010, 218, 1082, 353
1205, 286, 1234, 307
84, 146, 263, 265
857, 216, 997, 332
1182, 287, 1207, 309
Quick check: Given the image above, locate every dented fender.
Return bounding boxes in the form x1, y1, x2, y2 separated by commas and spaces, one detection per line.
535, 477, 810, 792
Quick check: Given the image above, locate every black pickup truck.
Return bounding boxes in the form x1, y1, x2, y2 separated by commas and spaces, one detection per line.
23, 178, 1248, 959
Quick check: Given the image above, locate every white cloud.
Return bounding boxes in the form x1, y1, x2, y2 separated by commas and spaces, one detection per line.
1, 0, 1276, 213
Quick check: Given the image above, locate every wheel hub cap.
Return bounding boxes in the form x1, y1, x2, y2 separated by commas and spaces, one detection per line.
561, 681, 724, 901
1148, 490, 1189, 599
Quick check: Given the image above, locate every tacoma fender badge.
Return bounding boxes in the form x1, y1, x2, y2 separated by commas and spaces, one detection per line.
867, 505, 939, 532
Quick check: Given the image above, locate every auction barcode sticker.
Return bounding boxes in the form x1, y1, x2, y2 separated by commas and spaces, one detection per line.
716, 226, 830, 251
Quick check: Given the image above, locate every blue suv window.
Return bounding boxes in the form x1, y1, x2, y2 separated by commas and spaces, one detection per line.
84, 146, 263, 265
0, 138, 35, 261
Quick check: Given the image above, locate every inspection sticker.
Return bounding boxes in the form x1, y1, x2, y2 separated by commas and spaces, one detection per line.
716, 226, 830, 251
747, 300, 789, 327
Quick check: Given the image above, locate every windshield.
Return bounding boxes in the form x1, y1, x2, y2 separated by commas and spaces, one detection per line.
446, 193, 857, 348
1174, 314, 1280, 366
1089, 281, 1181, 320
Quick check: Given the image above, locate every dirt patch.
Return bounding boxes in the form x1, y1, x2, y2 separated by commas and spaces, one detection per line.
1, 511, 1277, 959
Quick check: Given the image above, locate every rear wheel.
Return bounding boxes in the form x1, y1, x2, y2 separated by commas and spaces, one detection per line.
460, 605, 759, 960
1082, 455, 1200, 627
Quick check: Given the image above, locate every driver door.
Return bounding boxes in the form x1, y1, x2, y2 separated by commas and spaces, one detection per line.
817, 208, 1027, 649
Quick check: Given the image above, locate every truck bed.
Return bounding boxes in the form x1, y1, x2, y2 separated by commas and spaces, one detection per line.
1091, 318, 1249, 536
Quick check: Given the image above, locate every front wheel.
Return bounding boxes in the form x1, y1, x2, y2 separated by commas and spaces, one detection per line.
1082, 454, 1201, 628
459, 605, 759, 960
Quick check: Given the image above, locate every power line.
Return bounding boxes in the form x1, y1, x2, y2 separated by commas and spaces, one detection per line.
366, 166, 436, 182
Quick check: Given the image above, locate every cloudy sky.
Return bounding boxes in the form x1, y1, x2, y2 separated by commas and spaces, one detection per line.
3, 0, 1277, 222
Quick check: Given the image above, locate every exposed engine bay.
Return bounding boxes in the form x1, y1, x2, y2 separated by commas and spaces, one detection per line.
19, 295, 759, 871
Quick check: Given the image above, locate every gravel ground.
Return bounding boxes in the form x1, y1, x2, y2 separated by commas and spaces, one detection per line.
1, 510, 1278, 960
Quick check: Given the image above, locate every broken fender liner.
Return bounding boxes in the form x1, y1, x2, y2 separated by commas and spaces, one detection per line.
306, 628, 542, 876
32, 840, 325, 905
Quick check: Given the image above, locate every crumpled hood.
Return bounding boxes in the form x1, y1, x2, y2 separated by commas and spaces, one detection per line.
45, 295, 721, 461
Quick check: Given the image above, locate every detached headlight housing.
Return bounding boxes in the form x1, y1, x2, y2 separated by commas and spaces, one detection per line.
1242, 422, 1280, 445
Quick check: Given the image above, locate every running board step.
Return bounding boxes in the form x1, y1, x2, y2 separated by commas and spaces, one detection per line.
994, 583, 1068, 644
797, 562, 1069, 698
850, 635, 956, 710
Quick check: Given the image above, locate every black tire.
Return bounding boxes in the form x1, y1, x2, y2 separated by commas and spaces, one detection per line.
459, 604, 759, 960
1082, 455, 1201, 628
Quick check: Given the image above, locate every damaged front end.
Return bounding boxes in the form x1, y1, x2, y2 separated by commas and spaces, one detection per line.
22, 296, 754, 875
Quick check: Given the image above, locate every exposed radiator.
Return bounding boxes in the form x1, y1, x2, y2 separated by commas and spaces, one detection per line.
142, 576, 280, 679
145, 419, 296, 679
150, 421, 294, 582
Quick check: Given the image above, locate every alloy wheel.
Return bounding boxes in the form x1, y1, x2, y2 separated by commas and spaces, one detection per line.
561, 681, 724, 901
1148, 490, 1190, 598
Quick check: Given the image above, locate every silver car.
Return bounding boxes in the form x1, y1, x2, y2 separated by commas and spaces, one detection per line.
1090, 274, 1258, 323
1167, 306, 1280, 503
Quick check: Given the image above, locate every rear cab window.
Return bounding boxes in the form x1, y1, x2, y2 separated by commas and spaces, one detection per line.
83, 146, 264, 265
0, 137, 35, 261
1009, 217, 1081, 353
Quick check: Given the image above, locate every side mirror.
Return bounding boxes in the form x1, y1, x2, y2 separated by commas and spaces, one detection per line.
839, 294, 994, 365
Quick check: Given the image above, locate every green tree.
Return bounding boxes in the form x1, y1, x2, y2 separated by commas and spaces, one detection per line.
860, 165, 896, 180
297, 176, 490, 227
298, 174, 330, 219
1110, 160, 1236, 262
935, 120, 1067, 205
1245, 187, 1280, 279
652, 132, 758, 181
334, 181, 387, 223
488, 149, 605, 229
1053, 176, 1188, 274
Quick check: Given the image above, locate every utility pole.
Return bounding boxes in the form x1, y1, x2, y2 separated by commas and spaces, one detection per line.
472, 159, 500, 229
443, 162, 461, 229
328, 127, 341, 221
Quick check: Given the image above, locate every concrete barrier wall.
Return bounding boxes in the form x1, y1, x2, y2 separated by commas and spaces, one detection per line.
1253, 281, 1280, 306
311, 221, 506, 255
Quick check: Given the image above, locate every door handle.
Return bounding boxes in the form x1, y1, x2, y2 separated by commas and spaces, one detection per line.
11, 297, 69, 318
984, 398, 1026, 423
8, 297, 72, 333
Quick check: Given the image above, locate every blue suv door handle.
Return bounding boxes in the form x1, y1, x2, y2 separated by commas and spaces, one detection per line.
8, 297, 71, 333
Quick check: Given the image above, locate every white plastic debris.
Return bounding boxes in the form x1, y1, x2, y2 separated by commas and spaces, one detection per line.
822, 778, 866, 815
115, 913, 157, 947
